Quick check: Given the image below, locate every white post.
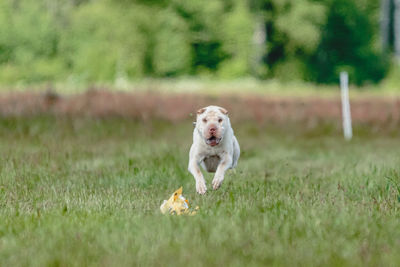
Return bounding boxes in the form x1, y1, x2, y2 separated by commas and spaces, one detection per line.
340, 71, 352, 140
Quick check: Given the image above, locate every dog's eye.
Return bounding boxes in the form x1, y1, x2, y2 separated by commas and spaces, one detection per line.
218, 118, 223, 123
202, 118, 207, 123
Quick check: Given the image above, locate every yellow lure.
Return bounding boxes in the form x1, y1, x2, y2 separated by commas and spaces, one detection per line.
160, 187, 199, 215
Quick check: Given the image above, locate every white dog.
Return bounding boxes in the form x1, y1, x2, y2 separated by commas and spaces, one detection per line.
188, 105, 240, 194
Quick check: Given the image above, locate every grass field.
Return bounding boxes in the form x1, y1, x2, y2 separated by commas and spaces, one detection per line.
0, 116, 399, 266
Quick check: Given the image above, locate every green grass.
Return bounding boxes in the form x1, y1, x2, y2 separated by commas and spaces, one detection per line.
2, 78, 400, 98
0, 117, 399, 266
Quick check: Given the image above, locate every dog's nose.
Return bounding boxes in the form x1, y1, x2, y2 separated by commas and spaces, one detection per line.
209, 127, 216, 133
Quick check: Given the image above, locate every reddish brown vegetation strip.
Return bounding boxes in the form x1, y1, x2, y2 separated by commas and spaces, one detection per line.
1, 90, 400, 126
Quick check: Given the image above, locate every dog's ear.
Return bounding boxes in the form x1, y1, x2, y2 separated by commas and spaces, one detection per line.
219, 107, 228, 115
197, 108, 206, 114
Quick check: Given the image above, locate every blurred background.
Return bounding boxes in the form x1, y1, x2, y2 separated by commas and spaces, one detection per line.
0, 0, 399, 89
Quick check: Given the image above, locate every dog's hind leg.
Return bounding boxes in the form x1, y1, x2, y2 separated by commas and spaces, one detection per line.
231, 136, 240, 169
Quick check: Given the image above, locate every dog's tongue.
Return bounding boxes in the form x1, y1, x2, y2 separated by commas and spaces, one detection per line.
209, 139, 218, 146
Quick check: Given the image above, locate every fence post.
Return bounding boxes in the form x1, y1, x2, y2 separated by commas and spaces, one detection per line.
340, 72, 353, 140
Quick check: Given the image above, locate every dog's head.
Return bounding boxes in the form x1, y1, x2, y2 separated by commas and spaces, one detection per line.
195, 106, 230, 147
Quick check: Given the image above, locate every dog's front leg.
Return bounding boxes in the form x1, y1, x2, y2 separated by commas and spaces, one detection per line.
212, 153, 232, 190
188, 156, 207, 195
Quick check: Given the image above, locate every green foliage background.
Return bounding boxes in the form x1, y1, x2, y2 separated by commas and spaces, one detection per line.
0, 0, 391, 85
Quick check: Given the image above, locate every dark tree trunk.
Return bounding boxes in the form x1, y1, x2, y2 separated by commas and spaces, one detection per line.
381, 0, 391, 51
394, 0, 400, 61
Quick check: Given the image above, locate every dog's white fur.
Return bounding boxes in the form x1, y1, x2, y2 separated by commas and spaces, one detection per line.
188, 105, 240, 194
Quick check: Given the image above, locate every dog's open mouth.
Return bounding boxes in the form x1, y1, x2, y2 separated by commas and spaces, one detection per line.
206, 136, 221, 146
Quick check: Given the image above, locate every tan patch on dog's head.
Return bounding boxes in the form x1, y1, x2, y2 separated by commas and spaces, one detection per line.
205, 110, 219, 120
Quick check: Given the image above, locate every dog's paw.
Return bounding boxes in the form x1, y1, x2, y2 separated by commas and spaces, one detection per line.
212, 177, 223, 190
196, 182, 207, 195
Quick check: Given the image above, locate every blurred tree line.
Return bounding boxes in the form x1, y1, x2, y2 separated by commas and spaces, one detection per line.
0, 0, 396, 85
